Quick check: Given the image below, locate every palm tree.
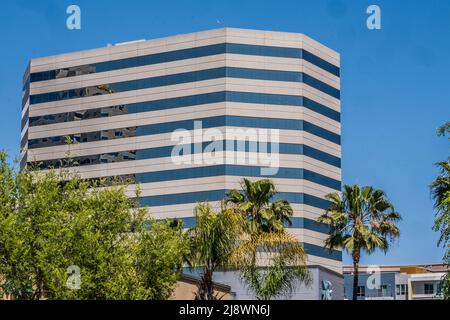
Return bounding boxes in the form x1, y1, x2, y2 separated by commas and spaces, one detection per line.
432, 161, 450, 246
437, 121, 450, 137
185, 202, 243, 300
431, 121, 450, 299
318, 184, 401, 300
226, 178, 293, 233
226, 178, 310, 300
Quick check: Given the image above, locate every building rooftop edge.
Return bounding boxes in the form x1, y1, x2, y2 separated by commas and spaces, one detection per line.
343, 263, 448, 268
343, 263, 449, 273
27, 27, 339, 67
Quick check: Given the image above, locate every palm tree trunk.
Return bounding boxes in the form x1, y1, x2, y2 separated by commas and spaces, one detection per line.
352, 250, 360, 301
196, 269, 216, 300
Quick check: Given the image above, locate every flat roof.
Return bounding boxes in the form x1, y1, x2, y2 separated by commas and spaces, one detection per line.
343, 263, 449, 274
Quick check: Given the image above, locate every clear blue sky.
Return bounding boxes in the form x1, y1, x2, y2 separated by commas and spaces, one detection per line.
0, 0, 449, 265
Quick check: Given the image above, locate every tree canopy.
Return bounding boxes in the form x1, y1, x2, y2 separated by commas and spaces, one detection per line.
318, 184, 401, 300
431, 122, 450, 299
0, 151, 188, 300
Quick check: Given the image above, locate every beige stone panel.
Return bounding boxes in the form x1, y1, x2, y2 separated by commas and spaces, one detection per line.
302, 158, 341, 179
223, 129, 340, 155
125, 176, 226, 197
226, 54, 339, 89
147, 202, 222, 219
288, 229, 330, 247
137, 35, 226, 57
303, 84, 340, 107
224, 32, 339, 66
228, 54, 302, 69
221, 176, 337, 198
302, 61, 340, 89
225, 102, 340, 132
21, 122, 28, 140
302, 131, 341, 155
305, 255, 342, 274
22, 100, 29, 118
31, 42, 141, 73
229, 78, 340, 107
116, 175, 337, 198
225, 79, 340, 111
136, 29, 224, 54
290, 204, 327, 221
220, 152, 341, 178
140, 202, 327, 222
302, 108, 341, 132
301, 37, 340, 66
30, 29, 226, 72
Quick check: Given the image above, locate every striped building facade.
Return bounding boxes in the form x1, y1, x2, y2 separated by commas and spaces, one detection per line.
21, 28, 342, 277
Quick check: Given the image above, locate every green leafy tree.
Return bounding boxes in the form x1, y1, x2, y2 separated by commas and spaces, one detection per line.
318, 185, 401, 300
185, 203, 243, 300
226, 178, 310, 300
136, 220, 189, 300
431, 122, 450, 299
0, 151, 187, 300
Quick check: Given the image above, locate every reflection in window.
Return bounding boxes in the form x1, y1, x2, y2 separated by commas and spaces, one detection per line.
29, 126, 137, 149
56, 65, 96, 79
424, 283, 434, 295
33, 150, 137, 169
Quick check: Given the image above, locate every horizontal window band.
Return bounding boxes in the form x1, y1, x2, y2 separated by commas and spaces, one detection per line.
179, 242, 341, 261
29, 67, 340, 104
28, 120, 340, 149
179, 216, 331, 234
176, 217, 341, 260
132, 165, 340, 190
30, 141, 341, 169
28, 91, 340, 127
43, 165, 341, 190
28, 115, 341, 149
304, 243, 341, 261
137, 189, 331, 209
30, 43, 340, 83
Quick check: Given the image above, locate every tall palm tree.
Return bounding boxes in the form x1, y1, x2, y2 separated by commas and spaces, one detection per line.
431, 121, 450, 299
432, 161, 450, 246
318, 184, 401, 300
226, 178, 310, 300
185, 202, 243, 300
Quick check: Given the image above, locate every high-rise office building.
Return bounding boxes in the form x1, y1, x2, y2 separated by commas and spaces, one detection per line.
21, 28, 342, 299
